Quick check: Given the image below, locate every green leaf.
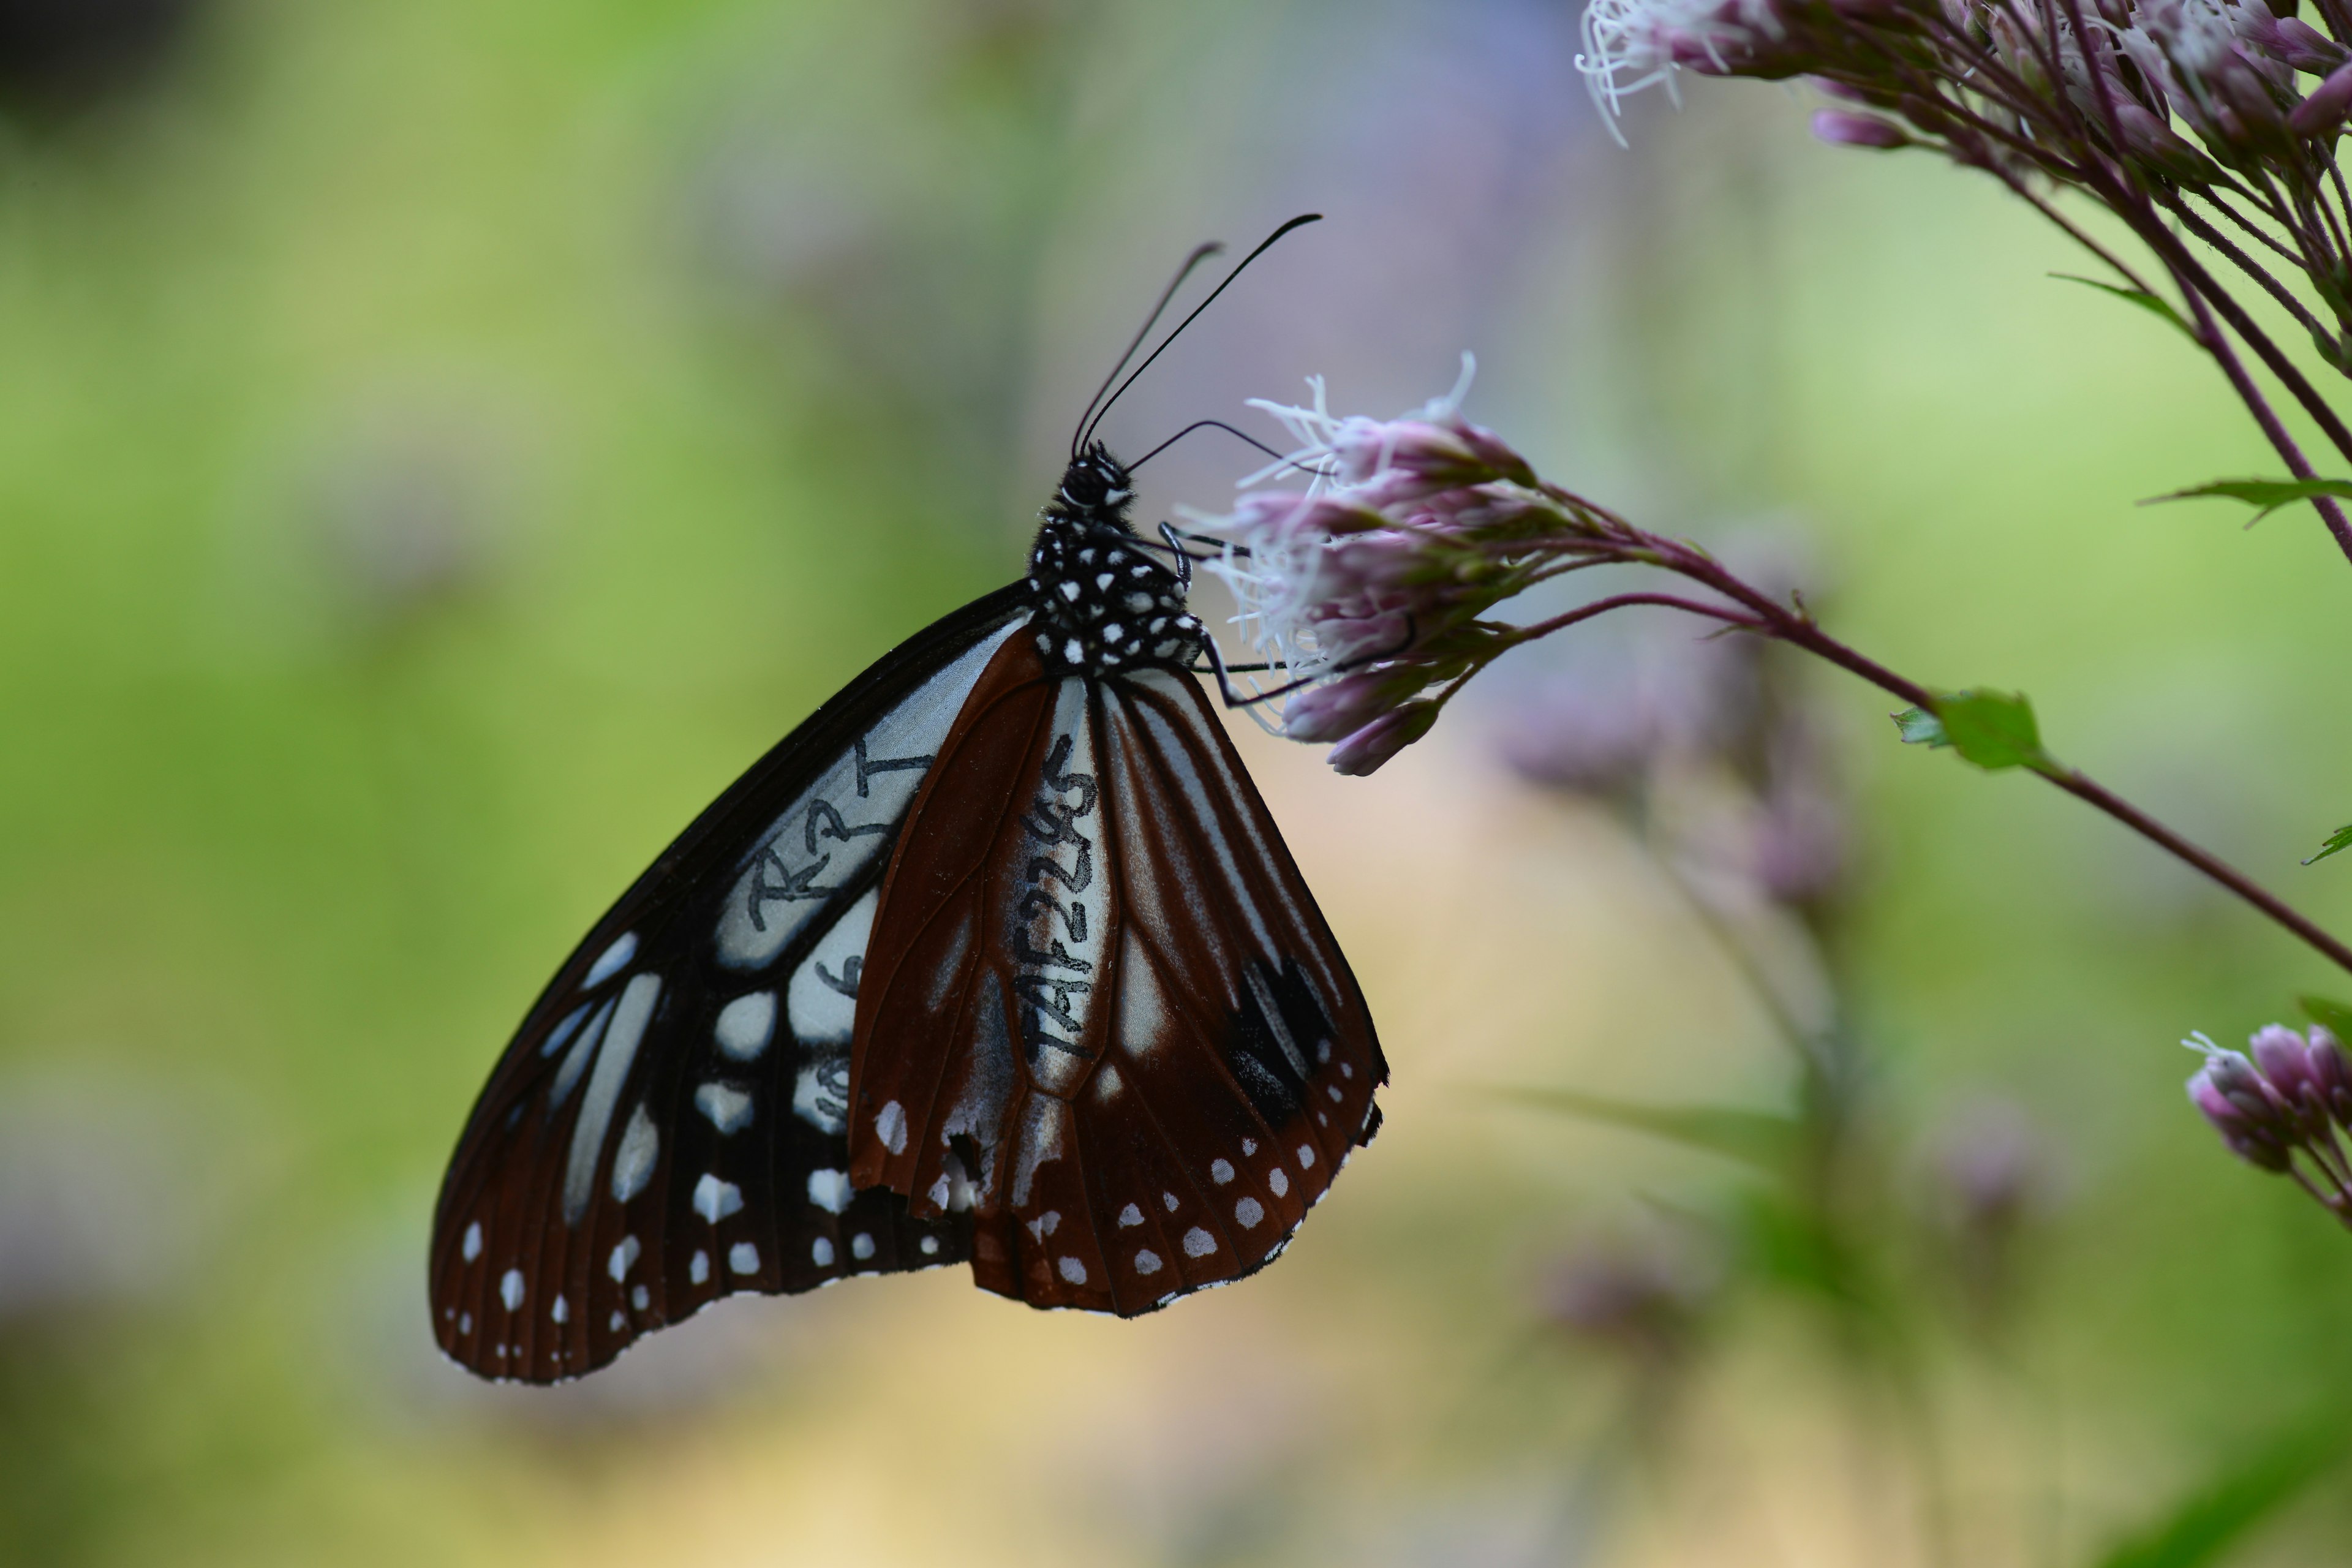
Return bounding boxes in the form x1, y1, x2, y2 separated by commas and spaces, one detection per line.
2050, 273, 2195, 339
1490, 1086, 1798, 1172
1891, 707, 1948, 747
2303, 823, 2352, 866
2144, 477, 2352, 527
1936, 688, 2054, 773
2299, 995, 2352, 1039
2090, 1421, 2348, 1568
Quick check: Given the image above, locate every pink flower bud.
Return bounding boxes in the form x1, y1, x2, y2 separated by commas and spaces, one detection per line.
1811, 109, 1907, 149
2274, 17, 2348, 75
2291, 61, 2352, 138
1327, 701, 1440, 776
1281, 671, 1396, 744
2113, 100, 2225, 184
2187, 1064, 2295, 1172
2310, 1026, 2352, 1123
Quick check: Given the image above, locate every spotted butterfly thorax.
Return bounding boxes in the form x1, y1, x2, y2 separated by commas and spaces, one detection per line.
429, 219, 1384, 1382
1027, 443, 1202, 676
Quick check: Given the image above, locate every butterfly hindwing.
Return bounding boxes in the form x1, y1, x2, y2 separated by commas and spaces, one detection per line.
845, 654, 1387, 1316
428, 587, 1030, 1381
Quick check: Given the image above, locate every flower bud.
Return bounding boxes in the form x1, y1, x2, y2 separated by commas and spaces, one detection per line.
2290, 60, 2352, 137
1811, 108, 1909, 148
2113, 100, 2225, 183
1281, 671, 1398, 744
2310, 1026, 2352, 1123
2187, 1066, 2295, 1170
1327, 701, 1440, 776
2274, 17, 2348, 75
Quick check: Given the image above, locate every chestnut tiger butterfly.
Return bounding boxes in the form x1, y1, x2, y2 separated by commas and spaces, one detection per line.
428, 216, 1386, 1382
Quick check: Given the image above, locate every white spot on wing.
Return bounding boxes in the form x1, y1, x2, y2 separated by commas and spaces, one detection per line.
919, 1235, 940, 1256
1235, 1197, 1265, 1227
689, 1250, 709, 1284
693, 1082, 753, 1135
1210, 1159, 1235, 1185
1058, 1256, 1088, 1285
807, 1169, 853, 1214
729, 1242, 760, 1275
583, 932, 637, 989
812, 1236, 835, 1267
609, 1310, 625, 1332
458, 1313, 471, 1334
1182, 1227, 1216, 1259
631, 1284, 649, 1310
786, 889, 878, 1046
1162, 1191, 1179, 1212
1268, 1168, 1289, 1198
1117, 1203, 1144, 1229
793, 1063, 848, 1134
551, 1294, 569, 1324
692, 1173, 743, 1224
540, 1003, 590, 1058
608, 1235, 640, 1281
1242, 1139, 1257, 1156
1297, 1144, 1316, 1169
562, 973, 663, 1224
874, 1100, 908, 1155
610, 1104, 658, 1204
714, 992, 775, 1061
548, 996, 614, 1112
1134, 1250, 1162, 1275
851, 1232, 875, 1261
499, 1270, 524, 1311
461, 1222, 481, 1262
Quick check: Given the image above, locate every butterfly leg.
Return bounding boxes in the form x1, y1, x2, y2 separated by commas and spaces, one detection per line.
1191, 614, 1420, 711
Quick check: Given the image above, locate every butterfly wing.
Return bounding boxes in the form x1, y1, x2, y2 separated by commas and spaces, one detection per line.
847, 654, 1386, 1314
429, 584, 1031, 1382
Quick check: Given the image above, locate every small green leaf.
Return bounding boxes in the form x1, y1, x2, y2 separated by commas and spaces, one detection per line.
1490, 1086, 1798, 1173
2303, 823, 2352, 865
2144, 477, 2352, 527
2299, 995, 2352, 1039
1936, 688, 2054, 773
1891, 707, 1948, 747
2050, 273, 2195, 339
2091, 1420, 2348, 1568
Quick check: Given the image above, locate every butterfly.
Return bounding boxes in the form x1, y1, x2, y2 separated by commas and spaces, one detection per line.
427, 217, 1387, 1382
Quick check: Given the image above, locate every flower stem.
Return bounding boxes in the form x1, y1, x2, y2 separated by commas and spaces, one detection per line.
1549, 526, 2352, 978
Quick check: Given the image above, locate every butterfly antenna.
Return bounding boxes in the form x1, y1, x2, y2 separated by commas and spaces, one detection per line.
1070, 241, 1226, 460
1080, 213, 1322, 453
1126, 418, 1291, 471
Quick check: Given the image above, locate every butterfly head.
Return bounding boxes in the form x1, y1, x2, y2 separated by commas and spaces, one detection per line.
1028, 442, 1200, 677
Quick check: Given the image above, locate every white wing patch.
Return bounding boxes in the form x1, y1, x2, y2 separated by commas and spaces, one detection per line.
786, 888, 878, 1045
582, 931, 638, 989
713, 991, 775, 1061
715, 620, 1023, 972
562, 974, 662, 1224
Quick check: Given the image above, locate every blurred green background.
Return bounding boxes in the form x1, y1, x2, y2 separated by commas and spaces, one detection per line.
7, 1, 2352, 1564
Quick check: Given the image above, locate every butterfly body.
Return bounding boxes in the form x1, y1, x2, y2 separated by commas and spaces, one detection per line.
431, 404, 1382, 1383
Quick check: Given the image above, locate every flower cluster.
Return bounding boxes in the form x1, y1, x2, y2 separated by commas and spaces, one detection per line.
1577, 0, 2352, 361
1183, 358, 1606, 774
2185, 1023, 2352, 1227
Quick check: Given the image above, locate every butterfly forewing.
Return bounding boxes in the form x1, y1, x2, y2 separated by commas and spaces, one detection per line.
846, 652, 1387, 1316
429, 587, 1031, 1381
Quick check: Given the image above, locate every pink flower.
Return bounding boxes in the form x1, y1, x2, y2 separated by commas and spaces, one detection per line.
1325, 703, 1441, 776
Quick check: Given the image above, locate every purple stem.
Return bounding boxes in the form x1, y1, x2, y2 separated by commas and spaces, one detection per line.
1558, 530, 2352, 977
2173, 281, 2352, 567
